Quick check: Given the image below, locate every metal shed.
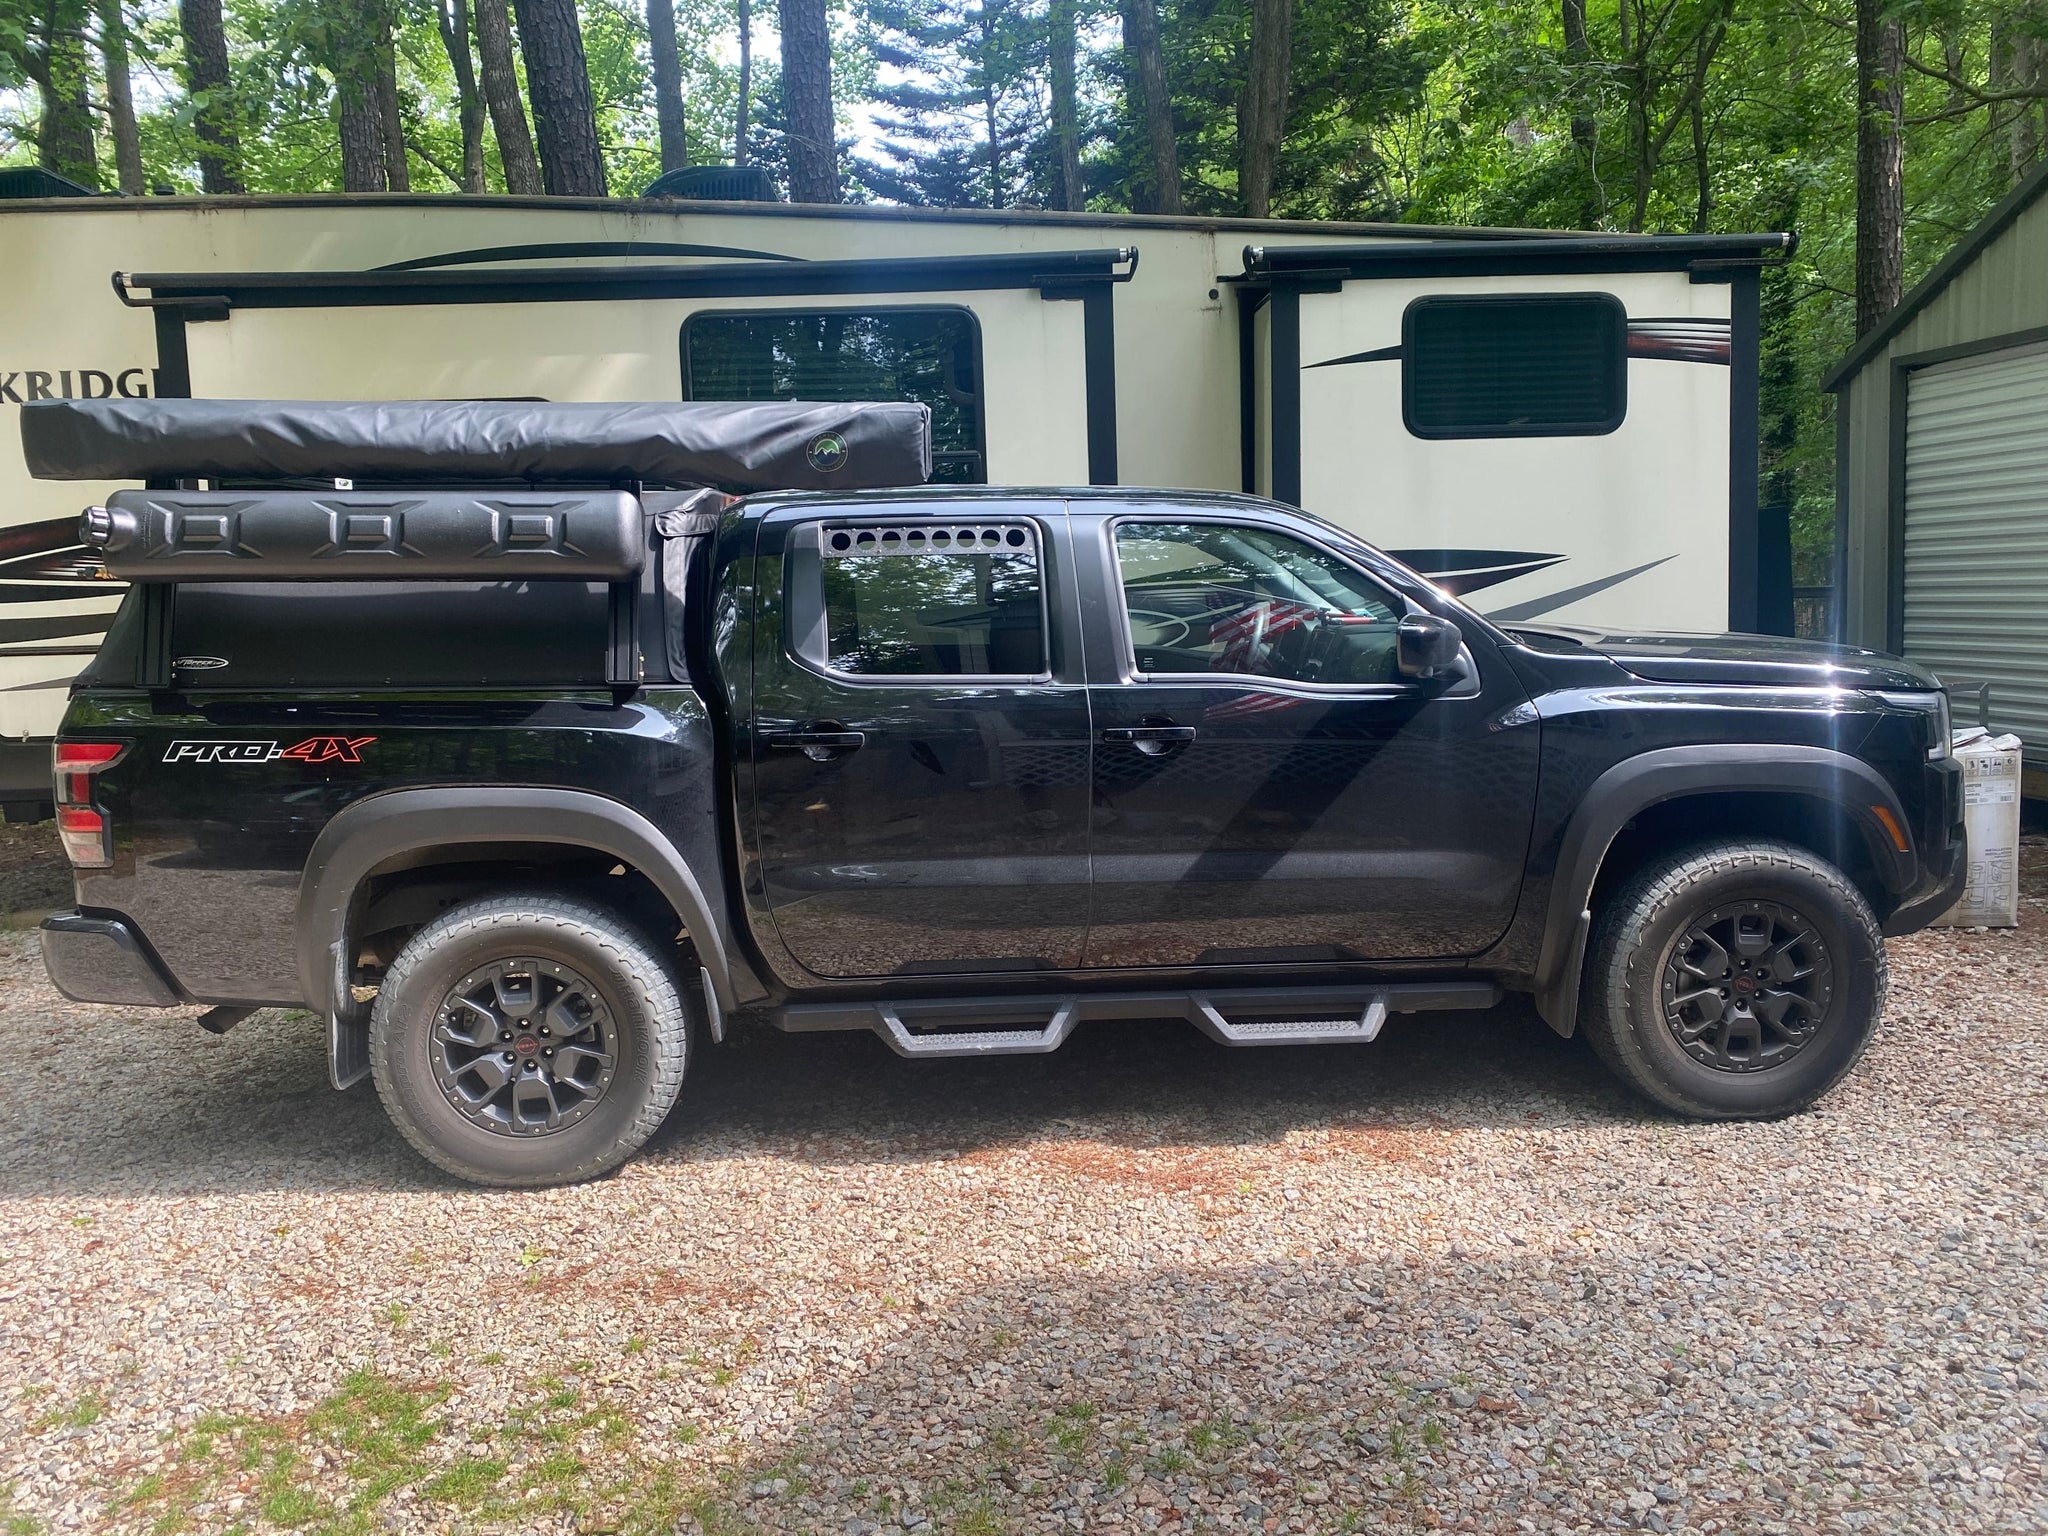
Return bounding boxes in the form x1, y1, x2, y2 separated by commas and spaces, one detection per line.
1826, 158, 2048, 797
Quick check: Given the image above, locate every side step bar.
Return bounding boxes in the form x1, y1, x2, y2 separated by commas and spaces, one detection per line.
777, 981, 1498, 1059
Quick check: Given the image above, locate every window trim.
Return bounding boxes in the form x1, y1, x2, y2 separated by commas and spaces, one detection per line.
1102, 513, 1455, 696
784, 514, 1056, 687
680, 303, 990, 484
1401, 291, 1628, 441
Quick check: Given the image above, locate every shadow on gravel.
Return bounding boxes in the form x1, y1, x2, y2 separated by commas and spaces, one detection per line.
1, 993, 1649, 1199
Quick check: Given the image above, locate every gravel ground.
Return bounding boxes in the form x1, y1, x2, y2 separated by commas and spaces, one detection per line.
1, 841, 2045, 1536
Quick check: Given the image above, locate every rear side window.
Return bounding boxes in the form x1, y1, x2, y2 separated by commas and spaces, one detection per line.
683, 307, 986, 483
168, 580, 613, 688
1402, 293, 1626, 438
812, 522, 1045, 678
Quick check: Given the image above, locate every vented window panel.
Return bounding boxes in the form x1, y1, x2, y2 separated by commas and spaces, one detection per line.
1403, 293, 1627, 438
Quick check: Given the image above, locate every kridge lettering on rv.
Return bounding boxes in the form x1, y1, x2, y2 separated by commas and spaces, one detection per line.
163, 736, 375, 765
0, 369, 152, 405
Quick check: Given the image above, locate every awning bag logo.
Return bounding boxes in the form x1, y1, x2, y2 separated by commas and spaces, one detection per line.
807, 432, 849, 473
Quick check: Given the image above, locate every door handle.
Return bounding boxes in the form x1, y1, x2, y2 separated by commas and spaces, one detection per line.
765, 727, 867, 761
1103, 724, 1197, 757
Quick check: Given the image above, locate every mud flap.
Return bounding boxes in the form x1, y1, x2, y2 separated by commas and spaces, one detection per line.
329, 1009, 370, 1090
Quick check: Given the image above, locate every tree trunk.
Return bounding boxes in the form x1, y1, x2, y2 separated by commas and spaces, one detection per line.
375, 22, 410, 191
1560, 0, 1601, 227
1049, 0, 1083, 210
1237, 0, 1291, 217
473, 0, 543, 193
734, 0, 752, 164
512, 0, 607, 195
1120, 0, 1179, 213
1992, 14, 2046, 183
337, 75, 387, 189
436, 0, 487, 191
1854, 0, 1904, 335
178, 0, 243, 192
34, 0, 100, 188
648, 0, 687, 172
777, 0, 837, 202
98, 0, 144, 193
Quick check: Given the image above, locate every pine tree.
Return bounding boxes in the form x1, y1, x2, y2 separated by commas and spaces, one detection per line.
859, 0, 1038, 208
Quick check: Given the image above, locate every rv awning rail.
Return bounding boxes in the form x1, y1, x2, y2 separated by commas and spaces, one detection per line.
113, 247, 1140, 312
1236, 232, 1795, 284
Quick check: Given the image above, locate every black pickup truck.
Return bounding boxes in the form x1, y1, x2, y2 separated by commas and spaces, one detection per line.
24, 399, 1963, 1186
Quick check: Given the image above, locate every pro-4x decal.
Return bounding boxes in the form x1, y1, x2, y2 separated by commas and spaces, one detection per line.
163, 735, 375, 765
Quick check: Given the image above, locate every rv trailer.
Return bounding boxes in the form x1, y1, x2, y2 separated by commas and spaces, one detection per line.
0, 190, 1789, 814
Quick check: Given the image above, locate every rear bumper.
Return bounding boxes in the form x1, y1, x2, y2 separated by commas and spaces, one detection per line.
40, 911, 184, 1006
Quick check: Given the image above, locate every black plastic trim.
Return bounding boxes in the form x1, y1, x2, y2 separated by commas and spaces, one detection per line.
1269, 287, 1301, 506
1726, 268, 1762, 631
295, 787, 762, 1028
40, 911, 185, 1006
1531, 744, 1919, 1036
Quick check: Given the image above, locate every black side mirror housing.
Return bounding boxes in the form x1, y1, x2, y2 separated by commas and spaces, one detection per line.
1397, 613, 1464, 681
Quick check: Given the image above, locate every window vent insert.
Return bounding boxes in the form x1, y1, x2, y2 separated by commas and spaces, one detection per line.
823, 523, 1034, 557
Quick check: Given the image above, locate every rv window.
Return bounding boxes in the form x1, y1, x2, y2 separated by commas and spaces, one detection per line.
814, 524, 1044, 677
683, 308, 985, 483
1115, 521, 1403, 685
167, 580, 613, 688
1402, 293, 1626, 438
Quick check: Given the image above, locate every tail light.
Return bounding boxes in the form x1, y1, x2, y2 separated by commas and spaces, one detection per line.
53, 740, 127, 868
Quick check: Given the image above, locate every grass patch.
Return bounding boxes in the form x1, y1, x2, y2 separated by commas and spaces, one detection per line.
421, 1456, 506, 1506
112, 1366, 717, 1536
31, 1391, 104, 1432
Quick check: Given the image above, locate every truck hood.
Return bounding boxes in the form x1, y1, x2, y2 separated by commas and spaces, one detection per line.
1501, 624, 1943, 690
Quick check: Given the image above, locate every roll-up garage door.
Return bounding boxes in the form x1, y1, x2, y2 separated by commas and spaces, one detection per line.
1902, 340, 2048, 760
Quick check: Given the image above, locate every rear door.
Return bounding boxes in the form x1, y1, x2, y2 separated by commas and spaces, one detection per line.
1077, 504, 1540, 968
747, 500, 1093, 978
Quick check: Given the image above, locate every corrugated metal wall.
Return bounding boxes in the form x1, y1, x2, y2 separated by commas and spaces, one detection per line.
1833, 176, 2048, 654
1902, 342, 2048, 750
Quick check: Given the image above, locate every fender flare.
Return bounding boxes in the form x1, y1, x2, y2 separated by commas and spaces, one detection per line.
1531, 745, 1916, 1037
297, 786, 750, 1030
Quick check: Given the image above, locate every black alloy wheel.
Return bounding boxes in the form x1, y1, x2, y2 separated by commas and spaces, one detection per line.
431, 958, 619, 1136
1659, 901, 1834, 1072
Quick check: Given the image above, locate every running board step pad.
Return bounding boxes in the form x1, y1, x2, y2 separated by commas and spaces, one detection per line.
776, 981, 1496, 1058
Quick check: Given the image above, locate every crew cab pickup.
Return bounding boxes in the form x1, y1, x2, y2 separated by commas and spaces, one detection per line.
26, 398, 1965, 1186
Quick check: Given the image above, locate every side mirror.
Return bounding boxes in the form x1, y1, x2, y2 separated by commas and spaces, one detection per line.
1397, 613, 1464, 681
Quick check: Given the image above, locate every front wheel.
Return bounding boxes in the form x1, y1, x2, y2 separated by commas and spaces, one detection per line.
1581, 840, 1887, 1120
369, 894, 692, 1186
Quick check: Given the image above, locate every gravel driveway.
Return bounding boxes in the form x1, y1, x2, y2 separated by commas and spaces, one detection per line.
2, 848, 2045, 1536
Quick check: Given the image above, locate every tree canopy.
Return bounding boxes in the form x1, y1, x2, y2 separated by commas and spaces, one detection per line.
3, 0, 2045, 579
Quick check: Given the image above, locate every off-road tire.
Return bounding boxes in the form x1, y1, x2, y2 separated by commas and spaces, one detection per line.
370, 894, 691, 1186
1582, 839, 1887, 1120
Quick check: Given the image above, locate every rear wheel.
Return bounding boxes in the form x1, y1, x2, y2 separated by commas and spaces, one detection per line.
1582, 840, 1886, 1119
370, 894, 691, 1186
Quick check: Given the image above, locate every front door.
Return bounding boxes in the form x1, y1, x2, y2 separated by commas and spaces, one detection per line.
1081, 508, 1539, 968
748, 503, 1093, 978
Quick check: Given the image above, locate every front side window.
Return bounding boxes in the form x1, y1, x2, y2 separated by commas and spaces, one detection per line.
1403, 292, 1627, 438
819, 522, 1044, 677
684, 308, 985, 482
1115, 521, 1403, 686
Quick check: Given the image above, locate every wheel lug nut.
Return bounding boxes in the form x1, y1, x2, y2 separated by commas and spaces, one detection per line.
502, 1051, 515, 1062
